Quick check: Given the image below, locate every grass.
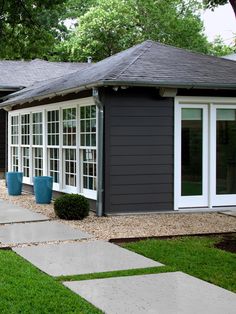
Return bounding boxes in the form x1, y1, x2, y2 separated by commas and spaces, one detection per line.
0, 249, 102, 314
123, 235, 236, 293
56, 266, 174, 282
1, 235, 235, 312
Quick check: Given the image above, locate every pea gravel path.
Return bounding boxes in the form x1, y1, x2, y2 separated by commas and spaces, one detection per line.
0, 180, 235, 240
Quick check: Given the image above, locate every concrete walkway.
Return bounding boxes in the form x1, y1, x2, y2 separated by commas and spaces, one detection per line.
1, 200, 236, 314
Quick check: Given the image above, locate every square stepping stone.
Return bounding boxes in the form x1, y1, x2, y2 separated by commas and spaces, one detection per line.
13, 240, 162, 276
0, 221, 91, 245
64, 272, 236, 314
0, 200, 49, 224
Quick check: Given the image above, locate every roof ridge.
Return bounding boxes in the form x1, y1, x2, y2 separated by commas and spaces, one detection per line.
114, 41, 153, 80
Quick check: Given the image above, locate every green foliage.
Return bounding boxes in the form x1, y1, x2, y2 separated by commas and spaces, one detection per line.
54, 194, 89, 220
203, 0, 236, 16
208, 35, 236, 56
124, 235, 236, 292
57, 0, 210, 62
0, 250, 102, 313
0, 0, 68, 59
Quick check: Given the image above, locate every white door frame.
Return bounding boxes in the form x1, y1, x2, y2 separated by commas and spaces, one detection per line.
175, 103, 208, 209
174, 96, 236, 210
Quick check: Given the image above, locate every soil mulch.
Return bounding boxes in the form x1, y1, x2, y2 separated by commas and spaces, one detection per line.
215, 234, 236, 253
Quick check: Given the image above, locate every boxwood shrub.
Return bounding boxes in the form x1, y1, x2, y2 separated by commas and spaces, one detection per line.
54, 194, 89, 220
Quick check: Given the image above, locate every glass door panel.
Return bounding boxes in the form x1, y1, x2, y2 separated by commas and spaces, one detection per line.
216, 109, 236, 195
178, 105, 208, 208
181, 109, 203, 196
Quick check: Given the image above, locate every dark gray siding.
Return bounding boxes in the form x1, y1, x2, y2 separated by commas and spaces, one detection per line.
102, 87, 174, 214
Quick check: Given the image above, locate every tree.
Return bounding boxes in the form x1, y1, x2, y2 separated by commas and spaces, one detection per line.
0, 0, 68, 59
57, 0, 210, 62
208, 35, 236, 56
203, 0, 236, 18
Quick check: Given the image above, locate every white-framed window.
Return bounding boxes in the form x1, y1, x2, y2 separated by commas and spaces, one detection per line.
47, 110, 60, 188
8, 98, 97, 199
22, 147, 30, 178
80, 104, 97, 199
11, 115, 19, 145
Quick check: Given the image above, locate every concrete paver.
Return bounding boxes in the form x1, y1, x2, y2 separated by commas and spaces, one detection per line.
0, 221, 91, 245
13, 240, 162, 276
0, 200, 49, 224
220, 211, 236, 217
64, 272, 236, 314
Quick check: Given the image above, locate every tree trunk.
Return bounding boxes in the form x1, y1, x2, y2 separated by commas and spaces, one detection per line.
229, 0, 236, 18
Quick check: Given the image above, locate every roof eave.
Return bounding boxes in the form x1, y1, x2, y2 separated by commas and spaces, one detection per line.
1, 80, 236, 109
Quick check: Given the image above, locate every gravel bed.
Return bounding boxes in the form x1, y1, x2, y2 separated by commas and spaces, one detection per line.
0, 180, 236, 241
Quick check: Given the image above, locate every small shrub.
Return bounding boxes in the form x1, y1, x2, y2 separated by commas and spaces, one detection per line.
54, 194, 89, 220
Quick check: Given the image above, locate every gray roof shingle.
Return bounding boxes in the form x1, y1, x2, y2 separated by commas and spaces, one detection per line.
1, 40, 236, 107
0, 59, 90, 89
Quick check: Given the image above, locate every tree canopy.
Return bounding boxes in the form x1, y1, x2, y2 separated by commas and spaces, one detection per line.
56, 0, 211, 62
0, 0, 68, 59
0, 0, 234, 61
204, 0, 236, 17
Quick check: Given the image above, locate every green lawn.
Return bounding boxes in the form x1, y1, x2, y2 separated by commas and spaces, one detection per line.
123, 235, 236, 293
0, 249, 102, 314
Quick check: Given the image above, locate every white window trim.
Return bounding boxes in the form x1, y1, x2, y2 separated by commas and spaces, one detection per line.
174, 96, 236, 210
8, 97, 97, 200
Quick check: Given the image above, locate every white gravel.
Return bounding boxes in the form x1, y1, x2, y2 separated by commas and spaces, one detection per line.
0, 180, 235, 241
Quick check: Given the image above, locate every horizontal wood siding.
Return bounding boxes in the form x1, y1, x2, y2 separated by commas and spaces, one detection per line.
103, 87, 174, 214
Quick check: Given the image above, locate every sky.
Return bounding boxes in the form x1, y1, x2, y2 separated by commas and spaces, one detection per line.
202, 3, 235, 45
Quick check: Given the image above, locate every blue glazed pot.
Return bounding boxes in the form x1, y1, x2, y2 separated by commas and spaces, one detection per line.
6, 172, 23, 196
33, 176, 53, 204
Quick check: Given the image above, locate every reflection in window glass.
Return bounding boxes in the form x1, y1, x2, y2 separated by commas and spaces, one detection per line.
21, 114, 30, 145
216, 109, 236, 194
64, 149, 76, 186
11, 116, 19, 145
181, 108, 203, 196
47, 110, 59, 146
11, 147, 19, 172
63, 108, 76, 146
34, 147, 43, 177
82, 149, 96, 190
48, 148, 59, 183
80, 105, 96, 147
22, 147, 30, 177
32, 112, 43, 145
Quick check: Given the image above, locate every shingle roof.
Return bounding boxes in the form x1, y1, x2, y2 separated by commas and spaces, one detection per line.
0, 59, 90, 89
1, 40, 236, 107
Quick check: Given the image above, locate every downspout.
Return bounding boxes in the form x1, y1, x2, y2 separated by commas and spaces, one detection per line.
93, 88, 104, 217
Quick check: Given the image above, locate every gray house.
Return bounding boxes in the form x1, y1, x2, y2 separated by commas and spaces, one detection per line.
1, 40, 236, 215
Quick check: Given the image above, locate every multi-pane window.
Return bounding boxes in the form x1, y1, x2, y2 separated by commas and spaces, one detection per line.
80, 105, 96, 147
22, 147, 30, 177
9, 100, 97, 198
48, 148, 59, 183
21, 114, 30, 145
83, 149, 96, 191
64, 149, 76, 187
80, 105, 97, 194
33, 148, 43, 177
47, 110, 59, 146
11, 147, 19, 172
32, 112, 43, 145
11, 116, 19, 145
63, 108, 76, 146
